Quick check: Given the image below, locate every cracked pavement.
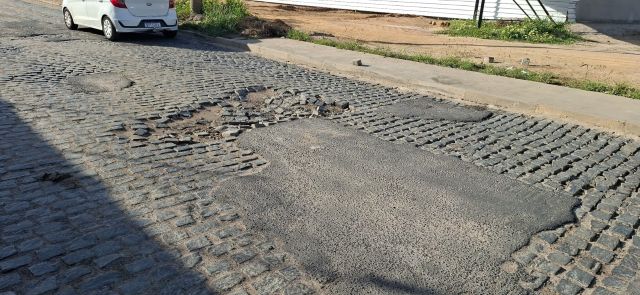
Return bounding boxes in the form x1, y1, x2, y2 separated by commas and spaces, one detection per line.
1, 0, 640, 294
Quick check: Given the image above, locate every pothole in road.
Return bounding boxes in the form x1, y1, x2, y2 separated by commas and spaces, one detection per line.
39, 172, 72, 182
66, 73, 133, 93
38, 172, 81, 188
111, 86, 352, 147
381, 98, 493, 122
44, 37, 79, 43
157, 106, 225, 144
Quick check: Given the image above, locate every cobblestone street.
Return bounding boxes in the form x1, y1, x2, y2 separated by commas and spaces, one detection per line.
1, 0, 640, 294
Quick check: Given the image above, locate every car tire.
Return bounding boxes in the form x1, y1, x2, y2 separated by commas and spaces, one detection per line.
102, 17, 119, 41
163, 30, 178, 38
63, 8, 78, 30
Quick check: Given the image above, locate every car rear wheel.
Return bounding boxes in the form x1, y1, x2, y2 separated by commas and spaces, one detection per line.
63, 9, 78, 30
163, 30, 178, 38
102, 17, 119, 41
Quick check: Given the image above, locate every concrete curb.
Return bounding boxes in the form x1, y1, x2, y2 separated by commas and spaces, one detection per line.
202, 36, 640, 139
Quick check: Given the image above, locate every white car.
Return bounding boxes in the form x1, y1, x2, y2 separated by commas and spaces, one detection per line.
62, 0, 178, 41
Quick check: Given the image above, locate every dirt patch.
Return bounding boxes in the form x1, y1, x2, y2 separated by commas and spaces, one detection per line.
244, 87, 278, 108
116, 86, 350, 146
238, 16, 291, 38
157, 106, 224, 143
246, 0, 640, 87
276, 4, 333, 12
66, 73, 133, 93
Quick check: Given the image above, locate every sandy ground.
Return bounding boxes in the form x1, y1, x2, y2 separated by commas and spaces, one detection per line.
247, 1, 640, 87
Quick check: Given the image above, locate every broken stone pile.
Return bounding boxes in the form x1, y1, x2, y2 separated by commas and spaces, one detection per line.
112, 86, 351, 146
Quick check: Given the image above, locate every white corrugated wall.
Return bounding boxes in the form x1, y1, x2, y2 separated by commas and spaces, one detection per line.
253, 0, 578, 21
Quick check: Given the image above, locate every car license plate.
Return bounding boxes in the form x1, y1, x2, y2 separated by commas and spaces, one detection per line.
144, 22, 161, 28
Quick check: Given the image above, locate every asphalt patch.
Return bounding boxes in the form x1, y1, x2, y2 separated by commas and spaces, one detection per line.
214, 119, 577, 294
381, 98, 493, 122
66, 73, 133, 93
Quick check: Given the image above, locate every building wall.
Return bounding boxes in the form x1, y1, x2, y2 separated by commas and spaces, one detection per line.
254, 0, 578, 22
576, 0, 640, 23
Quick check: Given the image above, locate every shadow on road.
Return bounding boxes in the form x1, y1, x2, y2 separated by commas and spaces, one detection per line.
74, 26, 239, 52
0, 99, 212, 293
573, 22, 640, 46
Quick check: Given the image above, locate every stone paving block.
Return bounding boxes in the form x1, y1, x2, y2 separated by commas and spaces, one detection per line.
147, 262, 177, 283
25, 276, 57, 295
284, 282, 315, 295
186, 237, 211, 252
566, 267, 595, 288
59, 266, 91, 285
27, 262, 58, 276
548, 251, 572, 266
609, 223, 634, 239
67, 235, 97, 252
597, 234, 621, 251
0, 247, 16, 261
556, 279, 582, 295
182, 253, 202, 268
602, 276, 627, 290
61, 249, 94, 265
578, 257, 602, 273
280, 266, 302, 282
77, 271, 121, 293
264, 253, 287, 269
0, 272, 21, 289
231, 249, 257, 264
203, 261, 231, 276
125, 258, 155, 274
241, 260, 269, 277
94, 254, 126, 269
212, 272, 245, 292
0, 255, 31, 272
92, 241, 123, 257
536, 259, 562, 275
119, 277, 150, 295
612, 264, 636, 280
592, 287, 618, 295
253, 273, 287, 295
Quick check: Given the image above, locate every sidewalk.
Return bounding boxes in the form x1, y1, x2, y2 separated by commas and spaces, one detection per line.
246, 1, 640, 88
212, 36, 640, 138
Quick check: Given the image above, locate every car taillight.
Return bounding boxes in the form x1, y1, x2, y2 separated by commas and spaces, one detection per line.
169, 0, 175, 8
110, 0, 127, 8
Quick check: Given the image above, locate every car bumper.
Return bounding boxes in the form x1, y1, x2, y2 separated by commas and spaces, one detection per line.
112, 9, 178, 32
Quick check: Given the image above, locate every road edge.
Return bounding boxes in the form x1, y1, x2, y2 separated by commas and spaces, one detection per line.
205, 36, 640, 140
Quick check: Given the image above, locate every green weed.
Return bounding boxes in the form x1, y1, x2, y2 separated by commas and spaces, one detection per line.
443, 19, 583, 44
176, 0, 248, 36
